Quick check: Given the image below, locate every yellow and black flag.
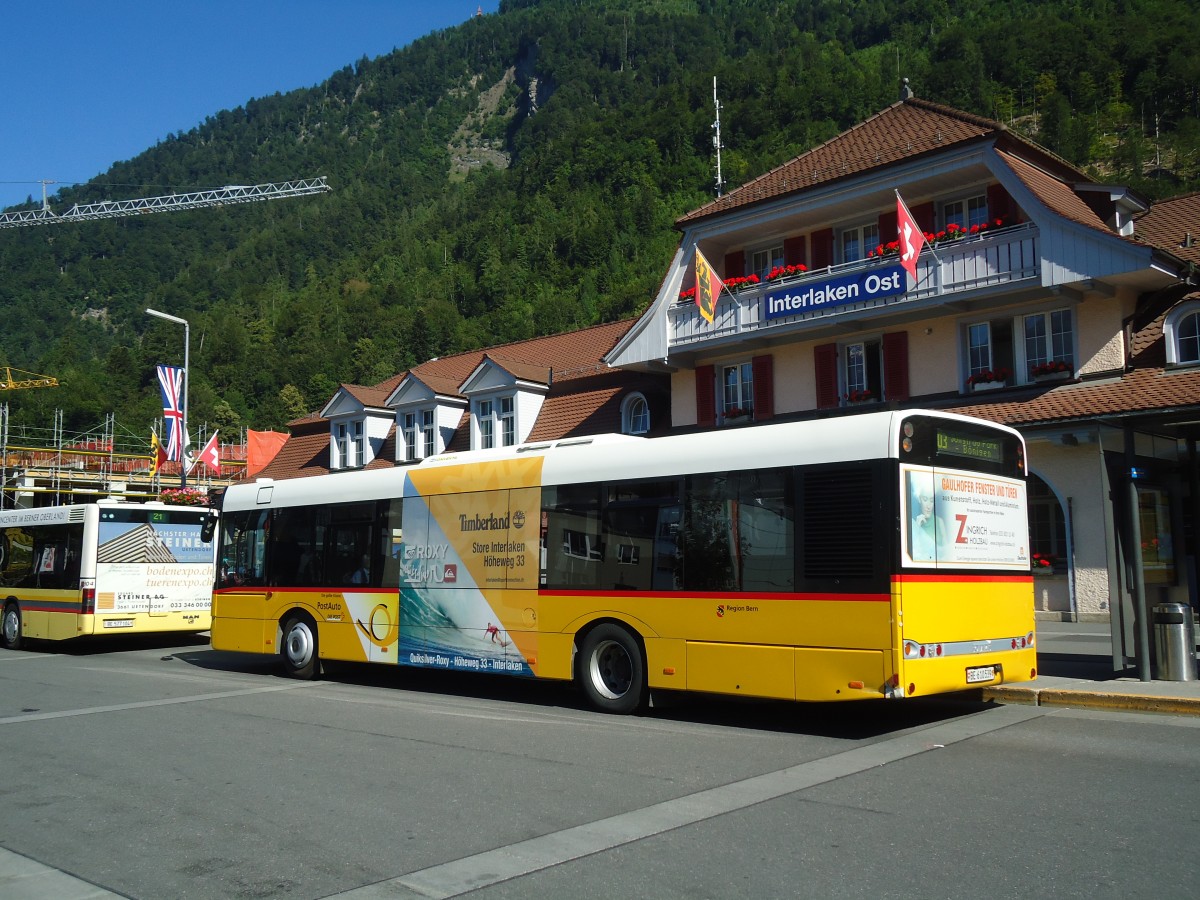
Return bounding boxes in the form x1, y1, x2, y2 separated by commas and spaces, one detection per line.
694, 247, 725, 324
149, 431, 168, 477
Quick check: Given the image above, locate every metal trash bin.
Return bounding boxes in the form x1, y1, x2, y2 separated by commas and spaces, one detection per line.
1153, 603, 1198, 682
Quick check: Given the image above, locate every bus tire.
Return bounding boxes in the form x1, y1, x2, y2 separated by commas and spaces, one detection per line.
578, 623, 646, 714
1, 602, 22, 651
280, 613, 319, 680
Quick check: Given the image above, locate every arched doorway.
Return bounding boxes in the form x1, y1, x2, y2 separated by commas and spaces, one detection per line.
1028, 473, 1072, 614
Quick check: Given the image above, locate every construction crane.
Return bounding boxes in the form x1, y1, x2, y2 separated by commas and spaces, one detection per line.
0, 367, 58, 390
0, 176, 330, 228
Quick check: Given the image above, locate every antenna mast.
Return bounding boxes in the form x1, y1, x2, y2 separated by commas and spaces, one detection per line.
712, 77, 725, 197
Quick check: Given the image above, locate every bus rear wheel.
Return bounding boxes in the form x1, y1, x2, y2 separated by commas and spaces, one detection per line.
578, 623, 646, 714
1, 602, 22, 651
281, 614, 319, 680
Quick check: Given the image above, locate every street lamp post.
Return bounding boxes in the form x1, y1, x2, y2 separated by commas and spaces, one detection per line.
145, 308, 189, 488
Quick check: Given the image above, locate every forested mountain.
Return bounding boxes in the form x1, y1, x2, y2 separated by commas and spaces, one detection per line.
1, 0, 1197, 439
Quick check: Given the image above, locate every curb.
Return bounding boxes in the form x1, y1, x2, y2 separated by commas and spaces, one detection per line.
982, 685, 1200, 716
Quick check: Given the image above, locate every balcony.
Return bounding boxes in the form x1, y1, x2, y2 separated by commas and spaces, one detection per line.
668, 223, 1040, 349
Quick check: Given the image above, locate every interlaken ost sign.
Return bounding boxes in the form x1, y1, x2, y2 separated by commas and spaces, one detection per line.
761, 264, 906, 321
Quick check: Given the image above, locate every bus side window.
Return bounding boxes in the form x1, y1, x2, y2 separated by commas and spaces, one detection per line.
380, 498, 403, 588
601, 481, 681, 591
542, 483, 603, 589
326, 502, 376, 588
0, 528, 33, 588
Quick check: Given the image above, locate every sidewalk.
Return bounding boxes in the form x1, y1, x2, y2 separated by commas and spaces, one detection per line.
978, 619, 1200, 716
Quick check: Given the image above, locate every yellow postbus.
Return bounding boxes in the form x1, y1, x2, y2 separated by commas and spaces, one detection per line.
0, 501, 216, 649
210, 410, 1036, 713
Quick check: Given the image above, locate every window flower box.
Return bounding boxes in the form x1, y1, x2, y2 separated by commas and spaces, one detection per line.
869, 217, 1009, 260
1032, 553, 1057, 576
722, 406, 751, 425
1031, 361, 1073, 383
967, 367, 1012, 393
844, 390, 876, 406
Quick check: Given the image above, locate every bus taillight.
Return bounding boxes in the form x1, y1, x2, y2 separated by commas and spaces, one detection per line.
903, 640, 943, 659
81, 587, 95, 615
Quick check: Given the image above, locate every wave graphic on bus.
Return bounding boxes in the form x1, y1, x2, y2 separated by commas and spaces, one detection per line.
396, 582, 529, 675
398, 585, 457, 629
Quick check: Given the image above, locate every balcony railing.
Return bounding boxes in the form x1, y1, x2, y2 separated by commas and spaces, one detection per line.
668, 223, 1039, 348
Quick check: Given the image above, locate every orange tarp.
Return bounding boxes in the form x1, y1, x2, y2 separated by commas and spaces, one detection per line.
246, 430, 288, 477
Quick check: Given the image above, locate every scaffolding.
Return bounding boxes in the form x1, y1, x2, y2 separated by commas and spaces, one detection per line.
0, 404, 245, 508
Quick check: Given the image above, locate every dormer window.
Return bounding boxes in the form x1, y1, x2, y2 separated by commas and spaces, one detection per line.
476, 396, 516, 449
1165, 301, 1200, 365
400, 409, 438, 462
622, 393, 650, 435
335, 420, 364, 469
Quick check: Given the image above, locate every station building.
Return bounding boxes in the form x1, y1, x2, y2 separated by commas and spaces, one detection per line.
605, 92, 1200, 666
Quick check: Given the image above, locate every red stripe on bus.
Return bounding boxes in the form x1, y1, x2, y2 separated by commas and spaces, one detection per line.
538, 589, 889, 603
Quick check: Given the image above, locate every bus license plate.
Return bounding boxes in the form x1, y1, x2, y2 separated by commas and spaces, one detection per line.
966, 665, 996, 684
103, 619, 134, 629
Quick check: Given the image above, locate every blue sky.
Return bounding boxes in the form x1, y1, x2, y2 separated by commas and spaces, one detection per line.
0, 1, 501, 211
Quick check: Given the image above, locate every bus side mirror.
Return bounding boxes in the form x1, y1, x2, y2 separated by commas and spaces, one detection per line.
200, 511, 218, 543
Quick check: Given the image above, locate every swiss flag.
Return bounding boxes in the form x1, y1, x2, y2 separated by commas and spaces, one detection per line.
896, 191, 924, 281
190, 431, 221, 474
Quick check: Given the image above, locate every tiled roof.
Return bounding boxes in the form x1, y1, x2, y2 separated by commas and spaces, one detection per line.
408, 355, 480, 398
677, 98, 1076, 227
526, 374, 668, 441
1127, 286, 1198, 366
482, 352, 551, 386
477, 320, 635, 382
340, 373, 405, 410
526, 384, 625, 441
993, 149, 1111, 235
403, 368, 467, 399
947, 367, 1200, 427
1135, 192, 1200, 266
365, 426, 398, 471
252, 319, 660, 481
254, 419, 330, 480
402, 319, 636, 399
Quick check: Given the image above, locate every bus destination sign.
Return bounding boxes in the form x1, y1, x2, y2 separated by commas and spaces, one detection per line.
936, 429, 1002, 464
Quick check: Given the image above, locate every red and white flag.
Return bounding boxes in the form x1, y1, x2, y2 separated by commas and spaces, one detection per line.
189, 431, 220, 474
896, 191, 925, 281
694, 246, 725, 324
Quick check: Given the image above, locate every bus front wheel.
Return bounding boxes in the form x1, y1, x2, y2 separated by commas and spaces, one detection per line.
281, 614, 319, 680
578, 624, 646, 714
1, 602, 22, 651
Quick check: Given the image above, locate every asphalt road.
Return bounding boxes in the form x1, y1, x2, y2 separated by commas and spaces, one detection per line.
1, 635, 1198, 899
